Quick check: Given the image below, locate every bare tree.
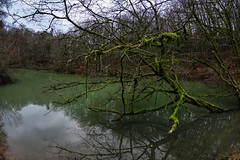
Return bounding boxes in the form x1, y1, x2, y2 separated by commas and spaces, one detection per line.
181, 0, 240, 100
0, 0, 13, 85
11, 0, 239, 134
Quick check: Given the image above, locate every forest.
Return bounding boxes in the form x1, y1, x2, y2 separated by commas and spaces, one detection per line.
1, 0, 240, 132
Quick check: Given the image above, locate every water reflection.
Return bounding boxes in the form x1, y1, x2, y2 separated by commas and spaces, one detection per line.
0, 69, 239, 160
2, 104, 82, 160
50, 108, 240, 160
0, 69, 87, 159
167, 112, 240, 159
0, 99, 22, 160
0, 101, 22, 127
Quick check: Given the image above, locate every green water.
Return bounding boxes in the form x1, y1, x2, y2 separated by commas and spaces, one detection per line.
0, 69, 239, 160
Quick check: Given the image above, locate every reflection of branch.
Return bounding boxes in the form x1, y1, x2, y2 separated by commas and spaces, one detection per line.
50, 145, 123, 157
0, 105, 22, 127
49, 125, 166, 160
49, 108, 240, 160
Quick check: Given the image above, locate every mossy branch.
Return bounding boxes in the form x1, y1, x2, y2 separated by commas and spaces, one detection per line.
91, 32, 180, 56
168, 95, 184, 134
61, 80, 120, 104
88, 107, 122, 115
47, 79, 121, 91
185, 95, 228, 113
88, 98, 178, 120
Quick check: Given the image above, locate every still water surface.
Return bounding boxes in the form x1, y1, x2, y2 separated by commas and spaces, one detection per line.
0, 69, 239, 160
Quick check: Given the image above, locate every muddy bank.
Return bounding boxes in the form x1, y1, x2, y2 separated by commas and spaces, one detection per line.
0, 123, 8, 160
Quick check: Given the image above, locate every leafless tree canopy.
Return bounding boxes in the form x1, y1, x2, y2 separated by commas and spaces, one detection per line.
1, 0, 240, 133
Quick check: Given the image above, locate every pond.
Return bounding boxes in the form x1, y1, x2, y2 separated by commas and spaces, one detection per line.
0, 69, 239, 160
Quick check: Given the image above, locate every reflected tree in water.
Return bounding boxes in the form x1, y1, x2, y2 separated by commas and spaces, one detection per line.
0, 122, 8, 160
49, 110, 240, 160
0, 99, 22, 159
0, 100, 22, 127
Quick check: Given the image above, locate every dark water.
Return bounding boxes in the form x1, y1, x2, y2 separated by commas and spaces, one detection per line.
0, 69, 239, 160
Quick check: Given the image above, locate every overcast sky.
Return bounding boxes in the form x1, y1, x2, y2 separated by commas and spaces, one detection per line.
4, 0, 119, 33
5, 0, 163, 33
5, 1, 72, 32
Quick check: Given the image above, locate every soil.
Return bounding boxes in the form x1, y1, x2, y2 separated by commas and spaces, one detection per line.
0, 124, 8, 160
